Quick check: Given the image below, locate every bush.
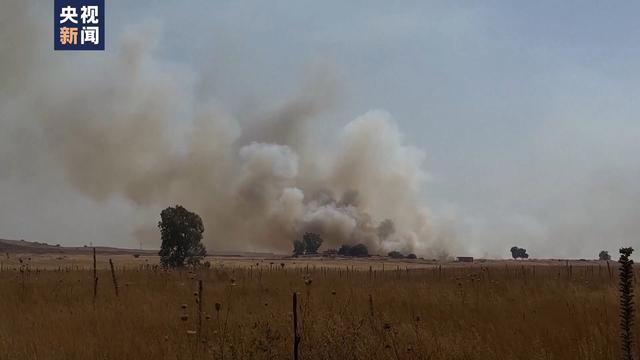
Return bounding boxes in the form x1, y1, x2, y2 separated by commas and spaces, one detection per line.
388, 251, 404, 259
407, 253, 417, 259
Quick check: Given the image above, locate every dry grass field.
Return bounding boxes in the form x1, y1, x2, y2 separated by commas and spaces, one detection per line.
0, 254, 630, 359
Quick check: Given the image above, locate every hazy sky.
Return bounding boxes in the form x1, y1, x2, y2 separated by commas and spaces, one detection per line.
2, 1, 640, 258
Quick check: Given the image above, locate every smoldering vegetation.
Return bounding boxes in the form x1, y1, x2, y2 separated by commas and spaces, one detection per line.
0, 0, 457, 257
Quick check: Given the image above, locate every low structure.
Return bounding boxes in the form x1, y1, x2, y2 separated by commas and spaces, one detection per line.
456, 256, 474, 263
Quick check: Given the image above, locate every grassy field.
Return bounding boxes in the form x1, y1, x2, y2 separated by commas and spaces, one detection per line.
0, 255, 630, 359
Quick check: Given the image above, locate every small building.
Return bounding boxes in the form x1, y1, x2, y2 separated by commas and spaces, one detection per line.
456, 256, 474, 263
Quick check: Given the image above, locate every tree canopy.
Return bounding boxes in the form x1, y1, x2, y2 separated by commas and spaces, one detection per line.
292, 232, 323, 256
293, 239, 305, 256
510, 246, 529, 259
338, 243, 369, 257
303, 232, 323, 254
598, 250, 611, 261
158, 205, 206, 268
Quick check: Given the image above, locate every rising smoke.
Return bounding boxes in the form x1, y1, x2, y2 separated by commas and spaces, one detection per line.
0, 0, 456, 257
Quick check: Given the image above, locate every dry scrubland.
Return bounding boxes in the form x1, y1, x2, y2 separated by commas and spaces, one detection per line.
0, 255, 631, 360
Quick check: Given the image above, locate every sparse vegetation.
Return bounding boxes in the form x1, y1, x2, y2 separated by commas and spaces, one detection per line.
0, 256, 630, 359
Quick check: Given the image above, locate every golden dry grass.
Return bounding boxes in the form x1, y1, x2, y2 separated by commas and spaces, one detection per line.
0, 256, 631, 359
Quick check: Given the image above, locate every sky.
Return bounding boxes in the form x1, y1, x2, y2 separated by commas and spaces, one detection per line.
2, 1, 640, 258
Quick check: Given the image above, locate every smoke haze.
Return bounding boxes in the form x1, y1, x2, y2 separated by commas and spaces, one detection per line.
0, 0, 458, 257
3, 1, 640, 259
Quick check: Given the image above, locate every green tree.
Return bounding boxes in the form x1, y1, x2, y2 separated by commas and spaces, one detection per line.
158, 205, 206, 268
510, 246, 519, 259
349, 243, 369, 257
599, 250, 611, 261
337, 244, 352, 256
510, 246, 529, 259
302, 232, 323, 254
293, 239, 305, 256
338, 243, 369, 257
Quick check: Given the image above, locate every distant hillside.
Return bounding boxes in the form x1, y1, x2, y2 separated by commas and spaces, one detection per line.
0, 238, 276, 257
0, 238, 155, 255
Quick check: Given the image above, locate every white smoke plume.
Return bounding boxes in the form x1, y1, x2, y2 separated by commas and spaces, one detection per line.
0, 0, 456, 257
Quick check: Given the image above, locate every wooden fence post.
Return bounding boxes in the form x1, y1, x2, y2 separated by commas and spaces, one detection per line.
109, 258, 119, 297
293, 292, 300, 360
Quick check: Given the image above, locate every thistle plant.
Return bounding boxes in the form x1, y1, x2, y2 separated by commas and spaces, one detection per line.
619, 247, 634, 360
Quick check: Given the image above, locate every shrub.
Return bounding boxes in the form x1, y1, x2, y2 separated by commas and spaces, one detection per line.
388, 251, 404, 259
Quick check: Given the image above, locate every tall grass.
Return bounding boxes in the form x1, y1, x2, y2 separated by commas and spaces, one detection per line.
0, 258, 632, 359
